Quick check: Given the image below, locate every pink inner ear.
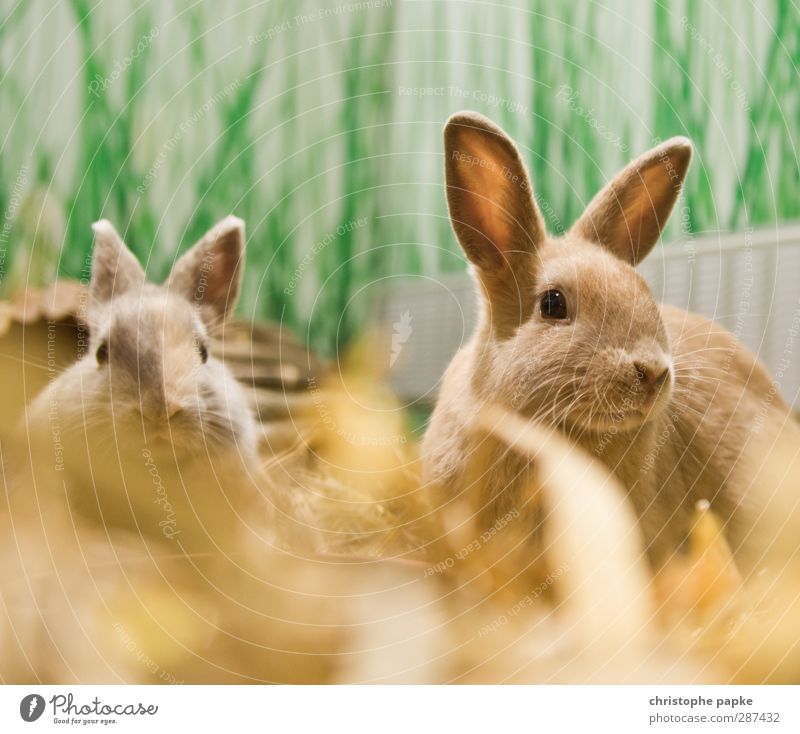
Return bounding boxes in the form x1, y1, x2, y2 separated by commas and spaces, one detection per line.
453, 136, 522, 257
614, 164, 678, 257
195, 249, 235, 312
573, 140, 691, 265
204, 253, 231, 304
468, 151, 508, 252
638, 162, 677, 227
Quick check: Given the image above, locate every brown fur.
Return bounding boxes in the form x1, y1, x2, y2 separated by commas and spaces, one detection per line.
423, 111, 798, 569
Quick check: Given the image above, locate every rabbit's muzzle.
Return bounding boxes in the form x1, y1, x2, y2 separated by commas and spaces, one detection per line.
610, 348, 672, 417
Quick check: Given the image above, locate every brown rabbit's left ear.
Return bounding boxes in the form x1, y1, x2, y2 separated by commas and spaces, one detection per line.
444, 111, 546, 270
571, 137, 692, 265
443, 112, 548, 330
168, 216, 245, 323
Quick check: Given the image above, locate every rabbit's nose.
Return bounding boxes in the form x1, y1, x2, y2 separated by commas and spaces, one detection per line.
146, 389, 184, 421
141, 402, 182, 423
633, 361, 670, 388
165, 400, 184, 419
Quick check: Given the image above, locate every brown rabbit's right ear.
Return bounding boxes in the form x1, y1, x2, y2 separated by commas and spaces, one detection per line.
444, 112, 546, 319
90, 220, 146, 304
570, 137, 692, 265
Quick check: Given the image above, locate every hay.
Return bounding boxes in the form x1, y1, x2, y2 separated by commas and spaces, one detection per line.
1, 299, 799, 683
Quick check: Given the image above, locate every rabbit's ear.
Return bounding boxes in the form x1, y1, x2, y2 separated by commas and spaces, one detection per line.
571, 137, 692, 265
444, 113, 545, 326
444, 111, 545, 271
168, 216, 244, 324
90, 220, 145, 303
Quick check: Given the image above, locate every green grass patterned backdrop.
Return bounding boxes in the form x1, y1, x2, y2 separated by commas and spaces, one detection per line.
1, 0, 798, 354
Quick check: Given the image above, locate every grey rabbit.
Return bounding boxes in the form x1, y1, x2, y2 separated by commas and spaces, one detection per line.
24, 217, 263, 552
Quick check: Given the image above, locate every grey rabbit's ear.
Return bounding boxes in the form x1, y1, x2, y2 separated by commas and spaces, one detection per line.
571, 137, 692, 265
90, 220, 146, 304
167, 216, 245, 324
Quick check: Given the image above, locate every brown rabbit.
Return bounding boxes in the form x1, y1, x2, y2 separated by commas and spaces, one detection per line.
422, 111, 798, 569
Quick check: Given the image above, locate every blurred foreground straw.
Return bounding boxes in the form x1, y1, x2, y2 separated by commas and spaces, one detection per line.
2, 285, 800, 683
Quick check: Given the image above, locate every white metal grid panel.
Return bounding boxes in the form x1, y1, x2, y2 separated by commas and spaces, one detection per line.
376, 226, 800, 408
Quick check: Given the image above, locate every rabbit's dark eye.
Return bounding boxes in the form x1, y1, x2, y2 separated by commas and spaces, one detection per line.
199, 342, 209, 364
96, 341, 109, 365
540, 289, 568, 320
